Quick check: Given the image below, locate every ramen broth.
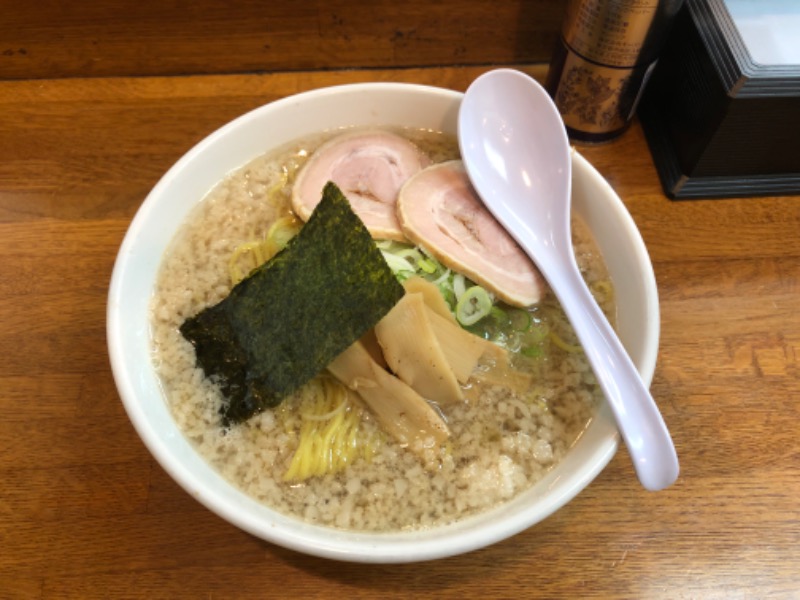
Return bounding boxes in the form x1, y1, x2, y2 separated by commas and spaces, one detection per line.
150, 128, 615, 532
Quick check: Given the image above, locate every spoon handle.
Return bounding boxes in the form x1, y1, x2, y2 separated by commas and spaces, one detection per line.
541, 255, 679, 491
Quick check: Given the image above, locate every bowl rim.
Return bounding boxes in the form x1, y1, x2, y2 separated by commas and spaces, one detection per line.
107, 80, 658, 563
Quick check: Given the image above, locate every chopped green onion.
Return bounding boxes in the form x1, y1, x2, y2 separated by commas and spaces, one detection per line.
396, 247, 424, 262
452, 272, 466, 301
455, 285, 493, 326
417, 257, 438, 274
432, 267, 451, 286
381, 251, 416, 278
489, 305, 508, 322
508, 308, 532, 332
437, 281, 456, 308
521, 345, 545, 358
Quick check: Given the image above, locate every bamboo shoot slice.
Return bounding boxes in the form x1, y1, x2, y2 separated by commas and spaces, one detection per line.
469, 338, 533, 392
328, 341, 449, 449
402, 276, 457, 324
374, 293, 463, 405
424, 307, 486, 383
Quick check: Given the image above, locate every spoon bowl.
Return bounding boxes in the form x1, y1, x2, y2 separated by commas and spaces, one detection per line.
458, 69, 679, 491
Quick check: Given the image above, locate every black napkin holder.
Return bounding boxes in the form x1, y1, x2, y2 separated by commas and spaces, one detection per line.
639, 0, 800, 199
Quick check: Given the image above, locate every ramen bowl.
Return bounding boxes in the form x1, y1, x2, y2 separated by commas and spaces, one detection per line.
107, 81, 659, 563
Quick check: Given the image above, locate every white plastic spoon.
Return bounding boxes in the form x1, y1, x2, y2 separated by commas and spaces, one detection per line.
458, 69, 679, 491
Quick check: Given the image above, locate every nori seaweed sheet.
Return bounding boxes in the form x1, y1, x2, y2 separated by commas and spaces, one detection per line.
180, 181, 405, 425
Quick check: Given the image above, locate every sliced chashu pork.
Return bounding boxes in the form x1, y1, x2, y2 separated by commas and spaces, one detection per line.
397, 160, 545, 307
292, 130, 430, 241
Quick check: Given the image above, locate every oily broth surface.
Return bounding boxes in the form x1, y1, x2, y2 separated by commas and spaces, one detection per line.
151, 127, 613, 532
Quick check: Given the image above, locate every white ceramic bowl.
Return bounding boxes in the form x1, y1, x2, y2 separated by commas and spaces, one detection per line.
107, 81, 659, 563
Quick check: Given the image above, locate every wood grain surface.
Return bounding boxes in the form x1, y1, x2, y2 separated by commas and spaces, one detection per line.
0, 1, 565, 80
1, 64, 799, 599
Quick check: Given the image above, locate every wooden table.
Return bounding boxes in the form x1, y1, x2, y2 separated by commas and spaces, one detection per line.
1, 65, 798, 599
